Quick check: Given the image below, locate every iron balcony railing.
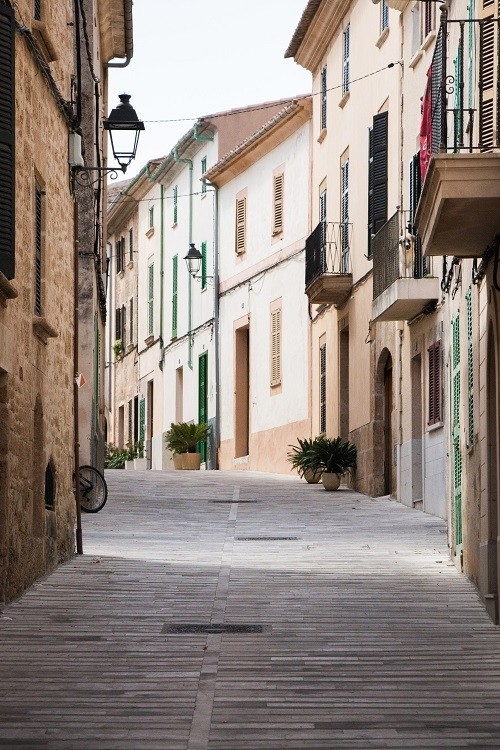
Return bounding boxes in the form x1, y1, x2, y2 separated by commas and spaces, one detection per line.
305, 221, 352, 289
372, 210, 428, 300
430, 8, 500, 153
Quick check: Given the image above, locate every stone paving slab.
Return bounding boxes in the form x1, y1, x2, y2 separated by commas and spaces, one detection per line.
0, 470, 500, 749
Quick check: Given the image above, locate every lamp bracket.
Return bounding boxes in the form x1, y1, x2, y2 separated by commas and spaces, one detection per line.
71, 165, 125, 188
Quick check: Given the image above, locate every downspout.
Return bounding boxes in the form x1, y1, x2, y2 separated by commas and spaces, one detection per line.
204, 180, 220, 469
106, 0, 133, 68
172, 147, 194, 369
159, 184, 165, 370
73, 201, 83, 554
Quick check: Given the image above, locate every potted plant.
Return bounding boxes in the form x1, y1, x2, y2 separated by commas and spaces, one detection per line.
165, 421, 211, 470
113, 339, 123, 359
133, 440, 147, 470
308, 436, 357, 491
287, 437, 323, 483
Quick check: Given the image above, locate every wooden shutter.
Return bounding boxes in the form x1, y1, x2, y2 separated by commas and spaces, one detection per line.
34, 0, 42, 21
340, 160, 349, 271
201, 156, 207, 194
235, 197, 246, 253
342, 25, 350, 94
270, 307, 282, 387
172, 255, 178, 338
372, 111, 388, 237
198, 352, 208, 462
121, 304, 126, 344
34, 181, 43, 315
367, 127, 374, 257
409, 153, 426, 277
320, 343, 327, 434
0, 6, 15, 280
129, 297, 134, 344
273, 174, 284, 235
128, 399, 133, 445
319, 190, 327, 272
173, 185, 178, 224
451, 315, 462, 547
129, 228, 133, 262
147, 263, 154, 336
201, 241, 207, 289
479, 15, 495, 150
139, 397, 145, 443
428, 340, 441, 425
115, 307, 122, 342
466, 289, 474, 445
321, 66, 327, 130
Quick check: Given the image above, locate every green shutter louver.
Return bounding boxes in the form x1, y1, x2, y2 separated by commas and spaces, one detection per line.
201, 241, 207, 290
0, 6, 15, 281
172, 255, 178, 338
173, 185, 178, 224
147, 263, 154, 336
139, 398, 145, 443
452, 314, 463, 549
466, 288, 474, 446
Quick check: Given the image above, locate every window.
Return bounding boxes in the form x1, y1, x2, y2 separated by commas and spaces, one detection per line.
466, 288, 474, 445
128, 399, 133, 445
342, 25, 350, 95
201, 241, 207, 290
235, 195, 246, 253
34, 179, 44, 315
321, 65, 327, 130
121, 304, 127, 346
116, 236, 125, 273
44, 462, 55, 510
428, 340, 441, 425
320, 343, 327, 434
423, 0, 435, 39
340, 157, 349, 272
172, 255, 178, 338
381, 0, 389, 32
409, 153, 427, 278
173, 185, 178, 224
411, 3, 421, 56
148, 206, 154, 229
272, 173, 284, 235
319, 188, 327, 269
129, 228, 134, 262
129, 297, 134, 345
270, 302, 282, 387
201, 156, 207, 194
147, 262, 154, 337
115, 307, 122, 342
0, 6, 15, 281
367, 110, 388, 257
34, 0, 42, 21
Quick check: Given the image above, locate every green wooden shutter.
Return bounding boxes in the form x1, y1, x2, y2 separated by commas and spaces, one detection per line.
147, 263, 154, 336
201, 157, 207, 194
173, 185, 178, 224
139, 397, 145, 443
201, 241, 207, 290
198, 352, 208, 463
372, 111, 388, 237
342, 25, 350, 94
466, 288, 474, 446
0, 6, 15, 280
452, 314, 463, 550
172, 255, 178, 338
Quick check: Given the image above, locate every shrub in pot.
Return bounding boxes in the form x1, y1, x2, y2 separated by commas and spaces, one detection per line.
308, 436, 357, 491
287, 437, 322, 483
165, 421, 210, 470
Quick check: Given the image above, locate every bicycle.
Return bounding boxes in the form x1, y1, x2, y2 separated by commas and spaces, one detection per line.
78, 465, 108, 513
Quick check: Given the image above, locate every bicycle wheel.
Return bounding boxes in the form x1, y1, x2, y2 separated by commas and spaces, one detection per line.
79, 465, 108, 513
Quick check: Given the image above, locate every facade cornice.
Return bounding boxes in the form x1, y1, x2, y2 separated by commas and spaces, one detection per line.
285, 0, 352, 73
98, 0, 127, 63
205, 98, 312, 188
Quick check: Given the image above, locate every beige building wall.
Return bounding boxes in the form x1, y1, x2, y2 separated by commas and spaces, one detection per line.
0, 0, 76, 601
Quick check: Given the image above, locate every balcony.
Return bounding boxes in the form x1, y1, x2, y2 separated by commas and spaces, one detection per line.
372, 211, 440, 323
305, 221, 353, 305
415, 14, 500, 258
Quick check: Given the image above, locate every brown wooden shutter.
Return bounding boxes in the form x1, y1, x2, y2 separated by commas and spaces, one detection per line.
0, 6, 15, 280
273, 174, 284, 235
34, 181, 43, 315
270, 307, 282, 386
235, 197, 246, 253
428, 340, 441, 425
115, 307, 122, 341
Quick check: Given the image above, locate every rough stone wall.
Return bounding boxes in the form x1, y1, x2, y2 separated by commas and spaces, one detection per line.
0, 1, 76, 602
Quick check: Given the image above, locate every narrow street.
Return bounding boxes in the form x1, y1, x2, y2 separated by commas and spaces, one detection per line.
1, 470, 500, 749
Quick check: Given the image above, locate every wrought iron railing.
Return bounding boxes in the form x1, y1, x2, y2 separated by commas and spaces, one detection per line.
430, 9, 500, 153
305, 221, 352, 289
372, 211, 428, 299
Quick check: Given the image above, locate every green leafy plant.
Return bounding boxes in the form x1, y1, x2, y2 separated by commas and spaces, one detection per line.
104, 443, 127, 469
165, 421, 210, 455
287, 437, 322, 478
308, 436, 357, 476
113, 339, 123, 358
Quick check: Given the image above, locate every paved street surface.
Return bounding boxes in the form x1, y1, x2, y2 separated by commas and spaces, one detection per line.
1, 470, 500, 749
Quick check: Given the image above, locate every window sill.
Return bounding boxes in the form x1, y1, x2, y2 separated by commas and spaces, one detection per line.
427, 420, 443, 433
117, 270, 125, 279
201, 192, 207, 200
339, 91, 350, 109
33, 316, 58, 345
376, 27, 390, 49
146, 227, 154, 239
144, 334, 155, 347
0, 273, 18, 308
126, 343, 135, 353
421, 30, 436, 52
317, 128, 327, 144
409, 50, 423, 69
127, 260, 134, 270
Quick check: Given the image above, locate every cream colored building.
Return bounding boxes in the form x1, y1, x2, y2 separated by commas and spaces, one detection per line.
205, 99, 313, 473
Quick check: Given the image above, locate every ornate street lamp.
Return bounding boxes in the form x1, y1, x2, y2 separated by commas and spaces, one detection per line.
104, 94, 145, 172
184, 243, 203, 278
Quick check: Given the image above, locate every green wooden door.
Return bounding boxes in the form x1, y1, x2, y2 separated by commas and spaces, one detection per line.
198, 352, 208, 463
452, 314, 463, 558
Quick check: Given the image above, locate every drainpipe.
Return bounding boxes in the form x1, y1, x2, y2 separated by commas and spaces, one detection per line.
73, 201, 83, 554
204, 180, 220, 469
172, 148, 194, 369
159, 184, 165, 370
106, 0, 133, 68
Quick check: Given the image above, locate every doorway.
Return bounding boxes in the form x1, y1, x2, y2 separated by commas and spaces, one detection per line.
339, 327, 349, 440
384, 357, 393, 495
147, 379, 153, 469
234, 324, 250, 458
411, 354, 423, 505
487, 322, 499, 619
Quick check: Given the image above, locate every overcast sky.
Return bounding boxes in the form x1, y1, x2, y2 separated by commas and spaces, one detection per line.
107, 0, 311, 172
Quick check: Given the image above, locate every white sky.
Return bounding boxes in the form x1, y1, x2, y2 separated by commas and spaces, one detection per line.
107, 0, 311, 173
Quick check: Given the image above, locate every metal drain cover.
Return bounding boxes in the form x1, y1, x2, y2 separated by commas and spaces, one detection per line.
236, 536, 300, 541
210, 499, 258, 504
162, 623, 266, 634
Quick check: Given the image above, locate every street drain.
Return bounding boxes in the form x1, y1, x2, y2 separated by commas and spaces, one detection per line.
210, 499, 258, 504
236, 536, 300, 541
162, 623, 266, 634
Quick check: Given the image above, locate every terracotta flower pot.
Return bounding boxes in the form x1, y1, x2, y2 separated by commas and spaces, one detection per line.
321, 472, 341, 491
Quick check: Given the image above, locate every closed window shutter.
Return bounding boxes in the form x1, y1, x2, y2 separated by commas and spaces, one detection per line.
321, 66, 327, 130
201, 241, 207, 289
270, 308, 282, 386
172, 255, 178, 338
201, 156, 207, 194
479, 15, 495, 150
121, 304, 127, 345
319, 190, 327, 271
320, 343, 327, 434
409, 153, 426, 277
367, 127, 374, 257
147, 263, 154, 336
115, 307, 121, 342
198, 352, 208, 462
340, 160, 349, 271
34, 0, 42, 21
428, 340, 441, 425
466, 289, 474, 444
129, 297, 134, 344
273, 174, 284, 235
139, 397, 145, 443
235, 197, 246, 253
128, 399, 133, 445
34, 181, 43, 315
129, 228, 133, 262
372, 111, 388, 237
173, 186, 178, 224
342, 25, 350, 94
451, 315, 462, 547
0, 6, 15, 280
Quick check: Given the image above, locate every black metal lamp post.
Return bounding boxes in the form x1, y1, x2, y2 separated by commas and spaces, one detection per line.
184, 243, 203, 277
104, 94, 145, 173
